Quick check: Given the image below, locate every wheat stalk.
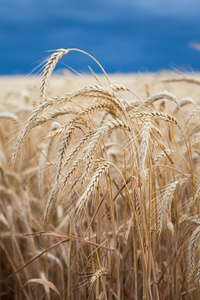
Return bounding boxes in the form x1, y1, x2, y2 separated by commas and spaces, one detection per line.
142, 91, 177, 107
40, 49, 69, 100
139, 119, 151, 176
162, 77, 200, 85
89, 268, 109, 290
130, 111, 178, 125
157, 181, 178, 234
34, 107, 82, 128
38, 122, 61, 195
179, 97, 196, 108
75, 161, 109, 216
186, 107, 200, 126
0, 112, 19, 122
188, 226, 200, 281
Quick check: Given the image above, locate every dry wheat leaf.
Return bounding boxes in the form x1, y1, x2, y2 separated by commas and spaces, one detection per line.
23, 278, 63, 300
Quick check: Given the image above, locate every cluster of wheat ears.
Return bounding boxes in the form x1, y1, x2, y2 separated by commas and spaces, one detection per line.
1, 48, 200, 299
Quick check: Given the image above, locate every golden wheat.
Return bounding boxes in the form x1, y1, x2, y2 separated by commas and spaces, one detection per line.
2, 49, 200, 299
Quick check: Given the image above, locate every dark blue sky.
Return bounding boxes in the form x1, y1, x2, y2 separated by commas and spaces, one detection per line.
1, 0, 200, 75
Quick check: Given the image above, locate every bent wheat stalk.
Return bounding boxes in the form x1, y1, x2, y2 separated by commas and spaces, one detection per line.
40, 48, 111, 101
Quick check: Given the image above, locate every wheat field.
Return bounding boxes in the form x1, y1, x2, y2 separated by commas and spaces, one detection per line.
1, 49, 200, 299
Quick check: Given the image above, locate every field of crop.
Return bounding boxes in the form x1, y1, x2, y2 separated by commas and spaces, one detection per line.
1, 49, 200, 299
